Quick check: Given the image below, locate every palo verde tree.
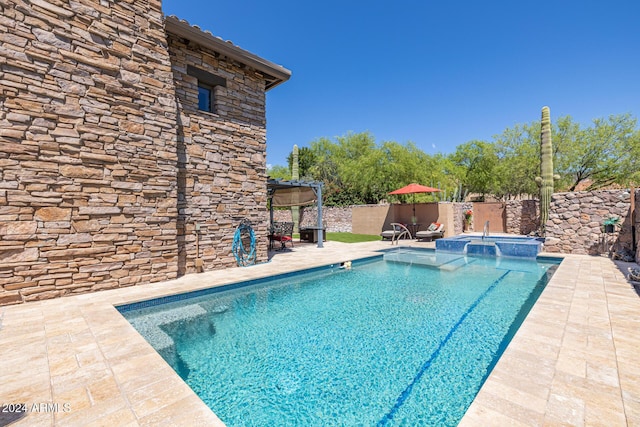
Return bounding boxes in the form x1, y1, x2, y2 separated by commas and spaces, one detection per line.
491, 122, 540, 199
554, 113, 640, 190
450, 140, 499, 200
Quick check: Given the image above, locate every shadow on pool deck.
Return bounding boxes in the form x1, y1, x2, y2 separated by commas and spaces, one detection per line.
613, 258, 640, 298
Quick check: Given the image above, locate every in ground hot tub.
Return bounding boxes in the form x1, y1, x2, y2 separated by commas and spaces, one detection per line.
436, 234, 543, 258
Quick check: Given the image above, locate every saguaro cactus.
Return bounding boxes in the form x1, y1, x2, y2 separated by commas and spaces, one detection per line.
535, 106, 559, 236
291, 144, 300, 233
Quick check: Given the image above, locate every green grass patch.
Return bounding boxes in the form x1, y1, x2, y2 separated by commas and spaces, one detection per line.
325, 232, 382, 243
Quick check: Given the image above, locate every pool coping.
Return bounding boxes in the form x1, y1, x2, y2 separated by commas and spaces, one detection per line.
1, 239, 639, 426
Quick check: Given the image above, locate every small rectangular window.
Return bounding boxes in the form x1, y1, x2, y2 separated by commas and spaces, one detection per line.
187, 65, 226, 115
198, 84, 213, 113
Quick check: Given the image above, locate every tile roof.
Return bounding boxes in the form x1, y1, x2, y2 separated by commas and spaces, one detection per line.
164, 15, 291, 90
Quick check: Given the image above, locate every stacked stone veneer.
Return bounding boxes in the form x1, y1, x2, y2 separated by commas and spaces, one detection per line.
273, 206, 352, 232
505, 200, 539, 235
636, 189, 640, 264
0, 1, 270, 305
453, 202, 473, 235
544, 190, 632, 255
167, 33, 268, 273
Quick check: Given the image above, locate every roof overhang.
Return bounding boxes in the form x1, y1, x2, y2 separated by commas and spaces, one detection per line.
164, 16, 292, 90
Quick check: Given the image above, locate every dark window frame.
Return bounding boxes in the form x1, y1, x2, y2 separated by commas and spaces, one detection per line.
187, 65, 227, 114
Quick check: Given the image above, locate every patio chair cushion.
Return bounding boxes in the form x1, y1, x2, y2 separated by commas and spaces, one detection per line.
427, 222, 441, 231
416, 223, 444, 241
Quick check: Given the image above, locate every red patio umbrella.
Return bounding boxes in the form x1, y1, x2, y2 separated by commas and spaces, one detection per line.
388, 183, 441, 220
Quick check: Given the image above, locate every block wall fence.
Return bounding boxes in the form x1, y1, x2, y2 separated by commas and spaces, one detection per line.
276, 188, 639, 259
0, 0, 270, 305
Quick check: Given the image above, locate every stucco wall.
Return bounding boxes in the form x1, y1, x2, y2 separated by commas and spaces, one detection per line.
351, 205, 390, 235
350, 203, 444, 236
0, 1, 270, 305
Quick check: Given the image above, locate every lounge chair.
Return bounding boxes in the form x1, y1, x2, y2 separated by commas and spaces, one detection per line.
381, 223, 411, 245
416, 222, 444, 241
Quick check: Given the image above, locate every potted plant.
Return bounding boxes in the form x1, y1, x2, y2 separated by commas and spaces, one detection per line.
603, 216, 620, 233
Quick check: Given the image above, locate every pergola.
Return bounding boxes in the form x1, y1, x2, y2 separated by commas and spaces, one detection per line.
267, 178, 325, 248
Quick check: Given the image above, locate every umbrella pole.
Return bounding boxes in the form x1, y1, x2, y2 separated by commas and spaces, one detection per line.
412, 194, 416, 223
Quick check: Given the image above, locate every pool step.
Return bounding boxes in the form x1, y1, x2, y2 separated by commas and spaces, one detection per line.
383, 251, 471, 271
128, 304, 212, 376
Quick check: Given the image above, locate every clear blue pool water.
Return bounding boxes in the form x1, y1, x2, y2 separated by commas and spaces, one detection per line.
119, 249, 559, 426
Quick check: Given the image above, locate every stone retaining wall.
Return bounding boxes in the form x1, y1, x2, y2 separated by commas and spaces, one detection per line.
506, 200, 539, 235
544, 190, 633, 255
274, 191, 637, 260
453, 202, 473, 235
273, 206, 352, 232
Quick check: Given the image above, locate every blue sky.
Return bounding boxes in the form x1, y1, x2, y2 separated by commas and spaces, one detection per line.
162, 0, 640, 167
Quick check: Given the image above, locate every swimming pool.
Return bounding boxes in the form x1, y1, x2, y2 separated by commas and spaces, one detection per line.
119, 249, 559, 426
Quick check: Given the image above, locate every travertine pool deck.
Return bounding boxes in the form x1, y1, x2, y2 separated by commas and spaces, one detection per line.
1, 240, 639, 426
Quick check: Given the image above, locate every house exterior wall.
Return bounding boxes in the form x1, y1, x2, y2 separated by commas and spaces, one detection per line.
167, 34, 269, 274
0, 1, 270, 305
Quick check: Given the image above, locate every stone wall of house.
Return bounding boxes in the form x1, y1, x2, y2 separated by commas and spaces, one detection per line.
273, 206, 352, 232
0, 0, 178, 305
543, 190, 633, 255
0, 1, 270, 305
167, 34, 269, 274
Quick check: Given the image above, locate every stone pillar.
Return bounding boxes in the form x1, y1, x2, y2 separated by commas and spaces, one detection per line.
635, 189, 640, 264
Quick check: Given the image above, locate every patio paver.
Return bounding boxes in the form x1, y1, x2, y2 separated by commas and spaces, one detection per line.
1, 239, 639, 426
